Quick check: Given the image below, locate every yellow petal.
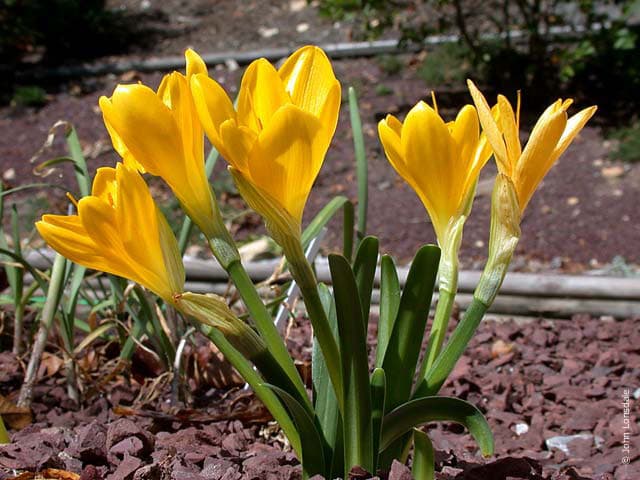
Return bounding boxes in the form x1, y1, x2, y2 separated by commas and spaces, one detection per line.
157, 72, 208, 193
467, 80, 510, 175
496, 95, 521, 165
378, 115, 408, 180
549, 105, 597, 165
100, 84, 183, 177
219, 119, 258, 171
190, 73, 236, 156
401, 101, 455, 238
278, 46, 340, 121
316, 80, 341, 149
185, 48, 207, 79
91, 167, 118, 206
515, 108, 567, 211
247, 104, 323, 223
450, 104, 480, 173
237, 58, 291, 132
36, 217, 121, 276
114, 163, 164, 274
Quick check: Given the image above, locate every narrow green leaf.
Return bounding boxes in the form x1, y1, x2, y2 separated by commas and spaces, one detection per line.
382, 245, 440, 410
352, 236, 378, 332
414, 298, 488, 398
380, 396, 494, 456
0, 186, 18, 296
0, 248, 48, 295
370, 368, 386, 470
348, 86, 368, 240
0, 415, 9, 444
265, 384, 327, 477
342, 199, 355, 261
412, 429, 435, 480
301, 196, 349, 248
328, 254, 373, 474
376, 255, 401, 368
65, 125, 90, 197
314, 284, 341, 456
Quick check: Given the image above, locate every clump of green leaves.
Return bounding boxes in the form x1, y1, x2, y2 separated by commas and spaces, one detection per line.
418, 43, 471, 86
376, 54, 404, 76
609, 122, 640, 163
11, 86, 47, 108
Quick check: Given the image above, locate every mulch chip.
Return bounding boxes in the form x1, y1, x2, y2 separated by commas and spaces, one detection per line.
0, 315, 638, 479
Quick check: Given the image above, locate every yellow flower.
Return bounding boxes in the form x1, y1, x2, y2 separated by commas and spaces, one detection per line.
98, 49, 220, 238
36, 163, 184, 303
467, 80, 597, 213
190, 45, 341, 237
378, 97, 492, 244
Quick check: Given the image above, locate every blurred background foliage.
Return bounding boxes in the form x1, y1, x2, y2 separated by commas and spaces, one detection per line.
317, 0, 640, 122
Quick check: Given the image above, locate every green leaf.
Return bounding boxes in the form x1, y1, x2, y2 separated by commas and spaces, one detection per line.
342, 199, 355, 261
301, 196, 350, 249
380, 396, 494, 456
65, 125, 91, 197
314, 284, 342, 463
412, 429, 435, 480
381, 245, 440, 410
352, 236, 379, 332
370, 368, 386, 470
265, 384, 327, 477
375, 255, 400, 368
328, 254, 373, 474
348, 86, 368, 240
413, 298, 488, 398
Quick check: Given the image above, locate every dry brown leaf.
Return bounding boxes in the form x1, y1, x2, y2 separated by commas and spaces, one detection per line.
8, 468, 80, 480
491, 339, 515, 358
0, 394, 32, 429
38, 352, 64, 378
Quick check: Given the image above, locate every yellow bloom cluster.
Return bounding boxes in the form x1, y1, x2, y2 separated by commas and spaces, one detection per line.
37, 44, 595, 312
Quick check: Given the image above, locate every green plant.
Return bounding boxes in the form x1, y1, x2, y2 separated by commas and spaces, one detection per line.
26, 46, 596, 479
609, 122, 640, 163
376, 54, 404, 76
418, 42, 471, 86
11, 85, 47, 107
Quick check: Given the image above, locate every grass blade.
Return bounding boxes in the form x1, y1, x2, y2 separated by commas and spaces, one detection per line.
348, 86, 368, 240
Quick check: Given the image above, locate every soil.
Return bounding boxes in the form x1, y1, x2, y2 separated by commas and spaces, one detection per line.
1, 314, 638, 479
2, 1, 638, 269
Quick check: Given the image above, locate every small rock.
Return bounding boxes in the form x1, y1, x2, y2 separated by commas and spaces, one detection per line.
388, 460, 412, 480
491, 339, 514, 358
567, 196, 580, 206
601, 165, 625, 178
296, 22, 309, 32
545, 433, 594, 456
258, 26, 279, 38
3, 168, 15, 181
513, 423, 530, 436
107, 454, 142, 480
290, 0, 306, 11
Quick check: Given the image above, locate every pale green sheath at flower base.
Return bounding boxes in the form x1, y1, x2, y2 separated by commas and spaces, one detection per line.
34, 42, 597, 480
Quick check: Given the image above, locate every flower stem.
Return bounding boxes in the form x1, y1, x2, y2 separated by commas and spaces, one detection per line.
418, 287, 456, 380
206, 235, 310, 410
284, 238, 344, 412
